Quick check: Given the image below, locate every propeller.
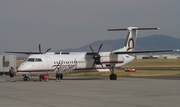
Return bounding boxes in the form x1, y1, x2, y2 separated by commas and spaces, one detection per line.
53, 60, 61, 71
89, 43, 104, 68
38, 43, 51, 54
44, 48, 51, 54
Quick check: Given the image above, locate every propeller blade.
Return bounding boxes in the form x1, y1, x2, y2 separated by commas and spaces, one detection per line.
39, 43, 41, 54
92, 61, 105, 69
53, 60, 61, 71
97, 43, 103, 53
92, 60, 96, 68
100, 63, 105, 69
44, 48, 51, 54
89, 44, 95, 53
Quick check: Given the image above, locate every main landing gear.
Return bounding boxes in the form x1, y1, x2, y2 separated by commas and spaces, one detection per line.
109, 67, 117, 80
110, 73, 117, 80
60, 74, 63, 80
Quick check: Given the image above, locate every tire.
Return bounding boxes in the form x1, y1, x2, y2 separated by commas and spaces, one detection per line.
109, 74, 117, 80
113, 74, 117, 80
60, 74, 63, 80
23, 77, 27, 81
109, 74, 113, 80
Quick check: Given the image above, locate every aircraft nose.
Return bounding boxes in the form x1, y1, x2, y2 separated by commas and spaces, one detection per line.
17, 66, 24, 72
17, 65, 25, 72
17, 64, 34, 72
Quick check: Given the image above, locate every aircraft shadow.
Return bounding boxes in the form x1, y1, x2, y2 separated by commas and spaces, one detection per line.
0, 76, 108, 82
61, 76, 108, 80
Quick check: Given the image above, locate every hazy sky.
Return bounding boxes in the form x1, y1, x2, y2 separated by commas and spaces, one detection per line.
0, 0, 180, 54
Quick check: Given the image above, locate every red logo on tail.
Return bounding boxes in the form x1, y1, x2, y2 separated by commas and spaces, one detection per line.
127, 38, 134, 51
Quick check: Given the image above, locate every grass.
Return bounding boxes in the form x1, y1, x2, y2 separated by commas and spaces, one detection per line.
17, 60, 24, 67
16, 59, 180, 77
123, 59, 180, 68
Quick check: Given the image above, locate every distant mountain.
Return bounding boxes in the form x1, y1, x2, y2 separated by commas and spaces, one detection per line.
57, 35, 180, 52
136, 35, 180, 50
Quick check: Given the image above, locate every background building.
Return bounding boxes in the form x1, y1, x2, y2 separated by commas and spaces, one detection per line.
135, 54, 180, 59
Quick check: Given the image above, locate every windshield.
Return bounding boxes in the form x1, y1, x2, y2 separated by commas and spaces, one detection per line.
26, 58, 42, 62
27, 58, 35, 62
35, 58, 42, 62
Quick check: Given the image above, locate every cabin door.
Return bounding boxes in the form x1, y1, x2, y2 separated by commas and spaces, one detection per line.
45, 56, 52, 71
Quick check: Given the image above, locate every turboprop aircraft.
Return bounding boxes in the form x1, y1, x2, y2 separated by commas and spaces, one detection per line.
5, 27, 179, 80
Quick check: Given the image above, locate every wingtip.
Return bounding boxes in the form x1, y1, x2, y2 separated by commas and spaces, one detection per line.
174, 49, 180, 51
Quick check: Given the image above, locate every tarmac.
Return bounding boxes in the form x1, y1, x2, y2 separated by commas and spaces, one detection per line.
0, 75, 180, 107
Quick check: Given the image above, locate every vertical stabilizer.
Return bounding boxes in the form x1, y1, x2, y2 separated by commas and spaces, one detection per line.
107, 27, 160, 52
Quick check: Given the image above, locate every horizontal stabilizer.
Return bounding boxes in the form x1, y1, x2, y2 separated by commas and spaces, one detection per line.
112, 49, 179, 54
107, 27, 160, 31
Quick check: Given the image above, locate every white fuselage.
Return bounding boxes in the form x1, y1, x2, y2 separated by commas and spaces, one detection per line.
17, 52, 135, 75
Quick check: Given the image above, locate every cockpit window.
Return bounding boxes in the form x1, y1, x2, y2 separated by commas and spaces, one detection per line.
27, 58, 35, 62
35, 58, 42, 62
26, 58, 42, 62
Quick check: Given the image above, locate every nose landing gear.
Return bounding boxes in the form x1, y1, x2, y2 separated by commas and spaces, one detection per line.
23, 75, 30, 81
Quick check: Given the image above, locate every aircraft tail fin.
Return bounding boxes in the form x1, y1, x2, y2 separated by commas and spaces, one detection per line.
107, 27, 160, 52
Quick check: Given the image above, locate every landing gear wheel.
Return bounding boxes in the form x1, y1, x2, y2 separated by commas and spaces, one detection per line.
114, 74, 117, 80
109, 73, 117, 80
60, 74, 63, 80
23, 76, 27, 81
23, 76, 30, 81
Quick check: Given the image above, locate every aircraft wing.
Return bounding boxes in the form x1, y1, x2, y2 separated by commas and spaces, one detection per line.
4, 44, 52, 54
4, 48, 51, 54
112, 49, 179, 54
4, 51, 41, 54
86, 52, 98, 55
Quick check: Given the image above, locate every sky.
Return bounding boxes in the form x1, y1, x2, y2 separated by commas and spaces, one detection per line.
0, 0, 180, 54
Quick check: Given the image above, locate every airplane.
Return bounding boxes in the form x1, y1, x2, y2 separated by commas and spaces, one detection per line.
5, 27, 179, 81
